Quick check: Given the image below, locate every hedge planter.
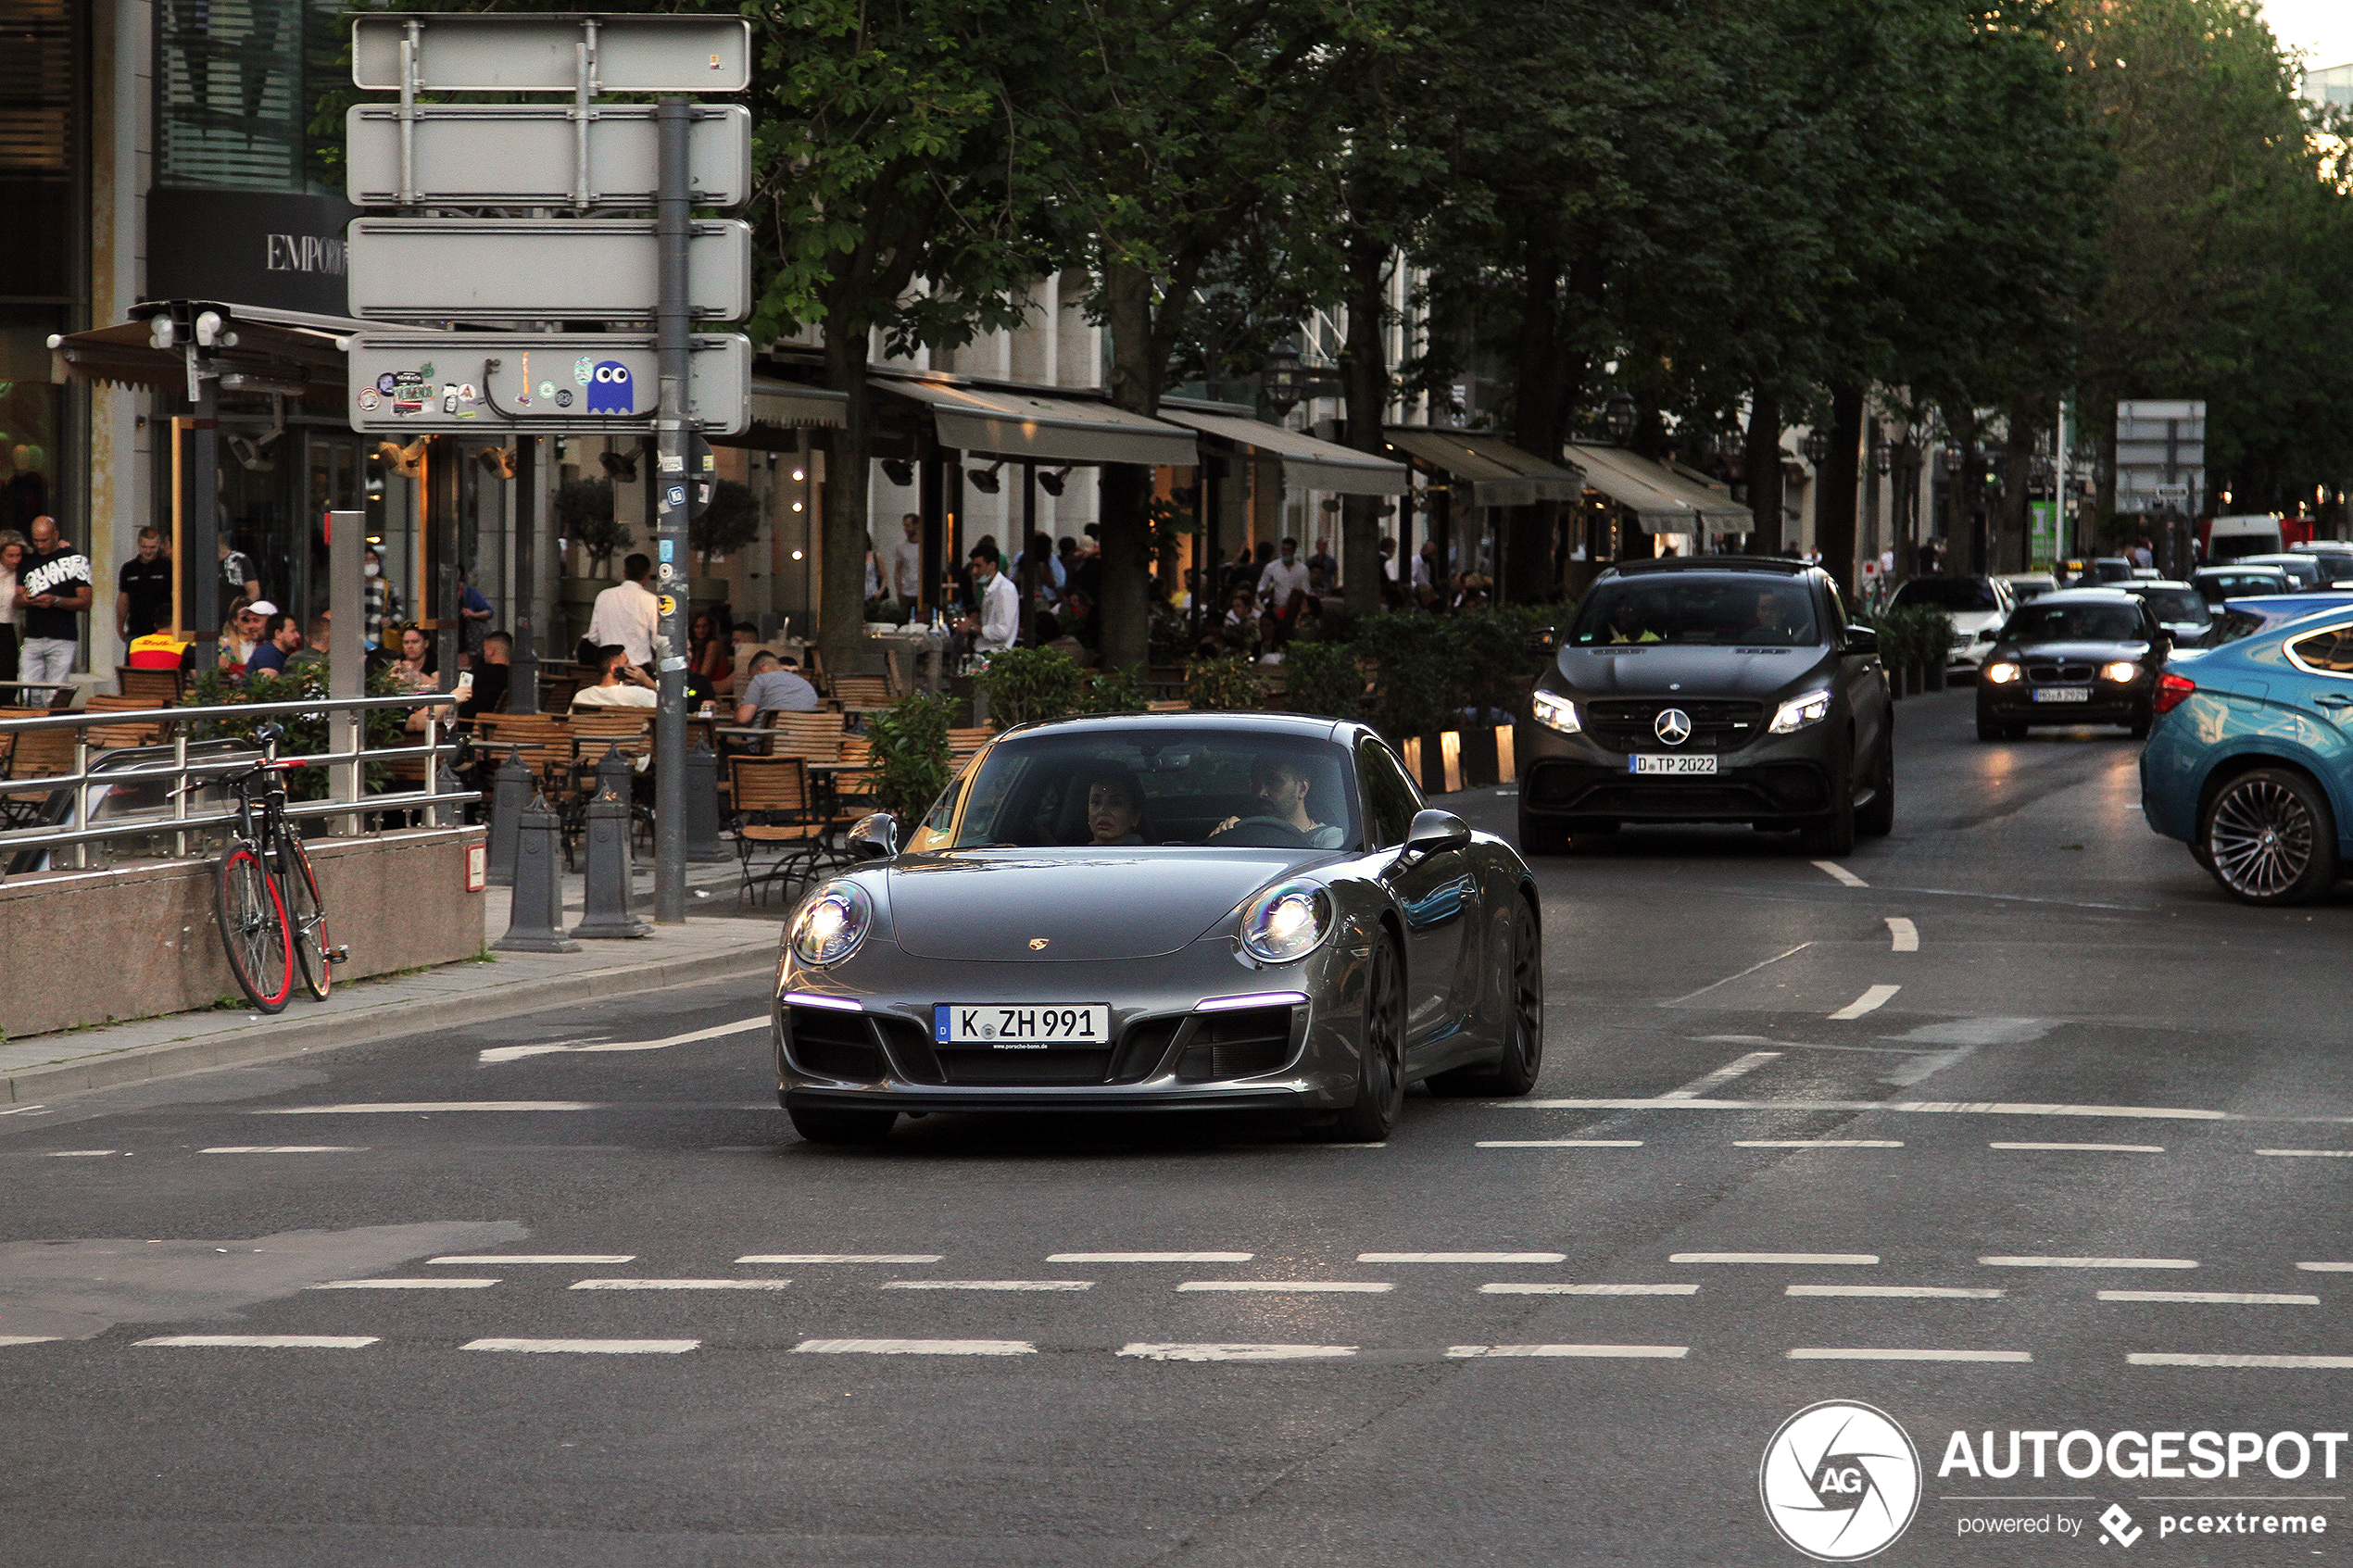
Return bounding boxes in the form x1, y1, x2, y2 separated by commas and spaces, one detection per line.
1399, 723, 1518, 796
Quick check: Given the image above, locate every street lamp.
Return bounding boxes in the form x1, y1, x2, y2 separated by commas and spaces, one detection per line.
1870, 437, 1893, 476
1263, 343, 1305, 418
1803, 427, 1831, 467
1604, 389, 1639, 445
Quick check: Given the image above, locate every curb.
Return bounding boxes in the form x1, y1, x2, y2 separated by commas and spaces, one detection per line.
4, 944, 777, 1107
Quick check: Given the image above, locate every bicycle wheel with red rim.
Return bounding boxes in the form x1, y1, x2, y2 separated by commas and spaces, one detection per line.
279, 827, 333, 1000
216, 843, 293, 1012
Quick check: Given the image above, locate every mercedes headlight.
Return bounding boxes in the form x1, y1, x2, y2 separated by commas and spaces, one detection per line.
789, 882, 874, 967
1530, 688, 1580, 734
1768, 689, 1833, 734
1983, 661, 2022, 684
1238, 882, 1333, 965
2101, 659, 2140, 684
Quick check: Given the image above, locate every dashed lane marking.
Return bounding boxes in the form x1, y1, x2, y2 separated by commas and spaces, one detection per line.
202, 1146, 369, 1154
1121, 1343, 1354, 1361
309, 1278, 498, 1289
480, 1017, 768, 1065
737, 1254, 941, 1264
1663, 1051, 1781, 1099
137, 1335, 379, 1348
1736, 1139, 1905, 1148
1982, 1256, 2197, 1270
1789, 1348, 2031, 1362
1814, 860, 1869, 888
0, 1336, 63, 1347
0, 1105, 48, 1116
1990, 1142, 2164, 1153
1178, 1281, 1394, 1293
881, 1280, 1092, 1291
2260, 1149, 2353, 1159
1049, 1252, 1252, 1263
2299, 1262, 2353, 1272
1886, 917, 1919, 951
1449, 1344, 1690, 1359
2130, 1354, 2353, 1369
2098, 1291, 2319, 1306
571, 1279, 793, 1290
1478, 1140, 1642, 1148
793, 1338, 1034, 1356
1830, 985, 1903, 1021
43, 1150, 119, 1157
1479, 1284, 1697, 1296
464, 1338, 699, 1354
1671, 1252, 1879, 1266
1359, 1252, 1567, 1264
430, 1255, 635, 1265
1499, 1098, 2246, 1122
250, 1102, 601, 1113
1789, 1285, 2004, 1299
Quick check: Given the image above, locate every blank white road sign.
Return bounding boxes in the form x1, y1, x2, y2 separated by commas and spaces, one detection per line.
346, 104, 751, 208
352, 14, 750, 94
346, 332, 751, 435
346, 218, 751, 323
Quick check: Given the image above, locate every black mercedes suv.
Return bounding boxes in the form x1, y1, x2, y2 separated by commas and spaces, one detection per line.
1516, 558, 1894, 855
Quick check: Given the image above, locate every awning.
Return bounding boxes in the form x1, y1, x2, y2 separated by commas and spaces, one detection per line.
1158, 407, 1406, 495
48, 302, 372, 400
878, 373, 1198, 468
1381, 428, 1584, 508
1566, 441, 1751, 535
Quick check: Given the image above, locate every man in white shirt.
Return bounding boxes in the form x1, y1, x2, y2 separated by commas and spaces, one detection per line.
585, 553, 661, 666
958, 544, 1019, 653
1257, 535, 1312, 647
893, 514, 924, 606
572, 645, 658, 709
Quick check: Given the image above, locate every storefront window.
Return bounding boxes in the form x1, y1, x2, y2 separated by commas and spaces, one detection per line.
156, 0, 345, 194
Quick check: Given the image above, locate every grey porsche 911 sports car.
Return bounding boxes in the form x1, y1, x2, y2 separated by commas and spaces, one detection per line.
771, 712, 1542, 1144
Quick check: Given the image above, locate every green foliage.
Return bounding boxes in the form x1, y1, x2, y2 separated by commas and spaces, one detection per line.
178, 663, 409, 799
1341, 607, 1554, 737
1869, 606, 1949, 673
1279, 640, 1366, 721
1185, 654, 1268, 712
974, 646, 1088, 730
1078, 664, 1152, 716
554, 478, 629, 572
691, 479, 761, 564
864, 691, 956, 826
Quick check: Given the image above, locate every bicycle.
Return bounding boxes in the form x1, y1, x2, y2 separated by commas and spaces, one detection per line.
187, 722, 346, 1012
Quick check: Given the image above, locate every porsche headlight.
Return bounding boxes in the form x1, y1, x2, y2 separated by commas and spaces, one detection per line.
1983, 661, 2022, 684
1238, 882, 1333, 965
789, 882, 873, 967
2102, 659, 2140, 684
1530, 688, 1580, 735
1768, 689, 1833, 734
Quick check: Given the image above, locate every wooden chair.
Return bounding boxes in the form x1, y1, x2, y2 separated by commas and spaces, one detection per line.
1144, 699, 1189, 713
761, 709, 846, 763
828, 672, 894, 713
727, 755, 825, 904
946, 725, 994, 764
82, 694, 169, 751
833, 735, 878, 805
536, 671, 583, 711
473, 713, 573, 794
1, 724, 77, 828
117, 666, 184, 705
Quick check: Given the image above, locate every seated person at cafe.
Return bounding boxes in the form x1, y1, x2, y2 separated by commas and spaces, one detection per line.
1210, 754, 1348, 848
458, 630, 510, 718
734, 650, 821, 725
245, 609, 306, 676
572, 644, 657, 709
283, 614, 331, 673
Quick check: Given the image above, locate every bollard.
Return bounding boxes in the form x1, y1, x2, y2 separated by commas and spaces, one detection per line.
434, 753, 463, 827
490, 790, 582, 952
684, 733, 728, 862
573, 744, 652, 939
486, 746, 529, 886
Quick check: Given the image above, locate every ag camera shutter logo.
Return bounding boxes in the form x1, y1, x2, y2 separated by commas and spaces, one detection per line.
1760, 1400, 1921, 1561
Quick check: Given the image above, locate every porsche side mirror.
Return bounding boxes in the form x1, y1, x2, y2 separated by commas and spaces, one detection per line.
1403, 809, 1470, 859
1841, 625, 1879, 657
849, 812, 898, 860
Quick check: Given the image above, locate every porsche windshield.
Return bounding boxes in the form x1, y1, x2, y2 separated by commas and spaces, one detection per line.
2006, 602, 2145, 644
1569, 576, 1819, 648
918, 730, 1361, 851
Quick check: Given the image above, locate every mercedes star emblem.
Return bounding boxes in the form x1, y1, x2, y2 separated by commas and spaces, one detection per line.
1655, 708, 1693, 746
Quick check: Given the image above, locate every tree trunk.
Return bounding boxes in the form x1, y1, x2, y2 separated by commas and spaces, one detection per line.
1816, 382, 1865, 599
1097, 256, 1159, 671
1995, 406, 2036, 575
1745, 386, 1782, 552
1340, 238, 1390, 618
820, 330, 875, 683
1953, 407, 1984, 576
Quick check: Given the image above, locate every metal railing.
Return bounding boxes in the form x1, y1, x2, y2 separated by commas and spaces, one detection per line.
0, 693, 477, 875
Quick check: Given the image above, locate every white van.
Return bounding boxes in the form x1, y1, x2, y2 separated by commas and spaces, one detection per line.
2205, 514, 2284, 561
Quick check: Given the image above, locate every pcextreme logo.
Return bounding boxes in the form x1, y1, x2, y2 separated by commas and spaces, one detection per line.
1761, 1399, 1923, 1562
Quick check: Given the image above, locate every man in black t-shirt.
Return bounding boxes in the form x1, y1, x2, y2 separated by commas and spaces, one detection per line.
18, 514, 92, 700
117, 527, 172, 642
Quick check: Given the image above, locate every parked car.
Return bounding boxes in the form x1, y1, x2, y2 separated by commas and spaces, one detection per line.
1975, 588, 2167, 741
2123, 581, 2211, 647
2142, 608, 2353, 904
1889, 574, 2013, 672
1518, 558, 1893, 856
2191, 566, 2292, 609
2233, 552, 2326, 591
1995, 571, 2061, 604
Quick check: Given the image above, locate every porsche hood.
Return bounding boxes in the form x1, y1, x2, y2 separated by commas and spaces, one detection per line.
883, 847, 1330, 961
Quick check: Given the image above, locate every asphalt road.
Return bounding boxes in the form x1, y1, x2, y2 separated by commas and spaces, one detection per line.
6, 686, 2350, 1566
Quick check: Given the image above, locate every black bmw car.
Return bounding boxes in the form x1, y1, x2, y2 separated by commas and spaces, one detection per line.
1516, 558, 1894, 856
1974, 586, 2168, 740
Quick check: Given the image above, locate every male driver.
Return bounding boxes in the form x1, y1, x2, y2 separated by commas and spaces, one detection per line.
893, 513, 923, 605
1212, 756, 1347, 848
571, 644, 656, 709
245, 609, 305, 675
958, 542, 1019, 654
585, 552, 660, 668
18, 515, 92, 698
117, 527, 172, 642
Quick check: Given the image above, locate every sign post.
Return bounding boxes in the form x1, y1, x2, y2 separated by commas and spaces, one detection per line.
653, 98, 694, 924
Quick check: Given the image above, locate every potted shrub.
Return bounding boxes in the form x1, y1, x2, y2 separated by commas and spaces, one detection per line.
1919, 608, 1953, 692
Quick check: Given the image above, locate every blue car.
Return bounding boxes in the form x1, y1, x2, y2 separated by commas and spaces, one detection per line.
2141, 603, 2353, 903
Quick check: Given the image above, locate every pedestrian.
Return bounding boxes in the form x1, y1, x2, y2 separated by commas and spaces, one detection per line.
1414, 538, 1439, 604
570, 644, 657, 709
117, 526, 172, 645
245, 609, 304, 676
1378, 536, 1399, 583
585, 552, 660, 667
362, 546, 403, 650
455, 567, 493, 659
894, 513, 924, 607
218, 535, 259, 605
284, 613, 331, 674
1306, 536, 1338, 596
1258, 536, 1312, 648
459, 630, 510, 718
956, 541, 1019, 655
0, 529, 23, 684
17, 515, 92, 701
734, 649, 822, 724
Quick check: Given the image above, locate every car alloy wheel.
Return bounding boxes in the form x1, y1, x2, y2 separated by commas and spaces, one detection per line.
2203, 769, 2339, 906
1429, 898, 1543, 1098
1311, 938, 1404, 1141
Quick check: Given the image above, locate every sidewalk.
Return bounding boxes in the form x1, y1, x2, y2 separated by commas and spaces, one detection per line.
1, 857, 784, 1107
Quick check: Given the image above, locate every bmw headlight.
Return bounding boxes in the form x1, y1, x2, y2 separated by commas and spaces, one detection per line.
1238, 882, 1333, 965
1768, 689, 1833, 734
1983, 661, 2022, 684
2101, 659, 2140, 684
789, 882, 874, 967
1530, 688, 1580, 734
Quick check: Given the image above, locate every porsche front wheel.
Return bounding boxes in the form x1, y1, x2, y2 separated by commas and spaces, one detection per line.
1310, 938, 1404, 1143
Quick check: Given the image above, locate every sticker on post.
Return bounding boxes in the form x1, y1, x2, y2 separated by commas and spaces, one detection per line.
657, 595, 678, 617
664, 484, 686, 508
